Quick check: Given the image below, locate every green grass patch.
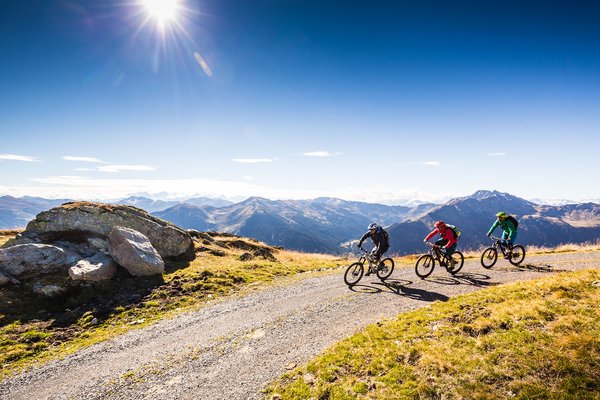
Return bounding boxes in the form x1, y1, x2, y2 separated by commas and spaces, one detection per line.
266, 269, 600, 399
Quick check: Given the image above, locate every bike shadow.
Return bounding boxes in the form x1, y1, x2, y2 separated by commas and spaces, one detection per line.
423, 272, 497, 288
516, 263, 569, 273
350, 279, 450, 303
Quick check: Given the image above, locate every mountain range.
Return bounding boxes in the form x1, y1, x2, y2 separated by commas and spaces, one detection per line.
2, 191, 600, 255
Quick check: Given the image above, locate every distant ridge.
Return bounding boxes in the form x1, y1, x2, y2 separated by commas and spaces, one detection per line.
2, 192, 600, 255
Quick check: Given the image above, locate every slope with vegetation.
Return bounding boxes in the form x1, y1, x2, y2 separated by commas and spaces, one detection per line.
267, 269, 600, 399
0, 231, 343, 379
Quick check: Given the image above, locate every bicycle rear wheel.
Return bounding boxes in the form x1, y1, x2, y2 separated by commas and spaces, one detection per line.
447, 251, 465, 274
509, 245, 526, 266
376, 258, 395, 280
415, 254, 435, 278
344, 262, 364, 286
481, 247, 497, 268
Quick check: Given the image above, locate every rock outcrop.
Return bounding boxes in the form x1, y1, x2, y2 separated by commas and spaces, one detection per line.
108, 226, 165, 276
69, 253, 118, 282
6, 202, 194, 261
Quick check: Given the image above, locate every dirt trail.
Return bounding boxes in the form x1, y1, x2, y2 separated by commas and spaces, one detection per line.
1, 251, 599, 400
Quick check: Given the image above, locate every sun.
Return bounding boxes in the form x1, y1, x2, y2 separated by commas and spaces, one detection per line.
142, 0, 181, 25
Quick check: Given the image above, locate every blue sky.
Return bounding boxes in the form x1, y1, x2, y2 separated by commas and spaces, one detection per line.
1, 0, 599, 203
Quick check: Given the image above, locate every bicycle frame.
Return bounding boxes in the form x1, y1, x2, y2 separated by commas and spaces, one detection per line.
424, 242, 451, 267
489, 235, 512, 257
358, 247, 379, 273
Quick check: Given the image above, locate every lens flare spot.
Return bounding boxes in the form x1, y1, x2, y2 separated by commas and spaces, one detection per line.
194, 51, 213, 77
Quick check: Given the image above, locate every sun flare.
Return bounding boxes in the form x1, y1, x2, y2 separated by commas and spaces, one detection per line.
143, 0, 181, 25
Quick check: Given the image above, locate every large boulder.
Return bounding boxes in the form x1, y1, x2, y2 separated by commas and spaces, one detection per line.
69, 253, 118, 282
6, 202, 194, 261
0, 244, 69, 278
108, 227, 164, 276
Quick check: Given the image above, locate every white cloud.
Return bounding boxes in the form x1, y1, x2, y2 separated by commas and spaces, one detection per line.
97, 165, 156, 173
63, 156, 106, 163
232, 158, 275, 164
0, 154, 40, 162
75, 168, 94, 172
302, 151, 340, 157
414, 161, 440, 166
486, 152, 506, 156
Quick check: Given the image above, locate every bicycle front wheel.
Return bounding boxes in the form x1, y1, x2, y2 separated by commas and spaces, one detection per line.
481, 247, 498, 269
447, 251, 465, 274
376, 258, 395, 280
415, 254, 435, 278
344, 262, 364, 286
509, 245, 526, 266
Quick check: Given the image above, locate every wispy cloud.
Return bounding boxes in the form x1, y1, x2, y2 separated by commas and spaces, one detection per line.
232, 158, 275, 164
414, 161, 440, 166
486, 152, 506, 156
75, 168, 94, 172
302, 151, 341, 157
0, 154, 41, 162
97, 165, 156, 173
63, 156, 106, 163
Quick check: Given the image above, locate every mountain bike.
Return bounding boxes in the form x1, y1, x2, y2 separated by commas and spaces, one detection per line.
480, 235, 525, 268
415, 242, 465, 278
344, 247, 395, 286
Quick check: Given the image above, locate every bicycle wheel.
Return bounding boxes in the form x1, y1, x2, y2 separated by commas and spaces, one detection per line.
415, 254, 435, 278
447, 251, 465, 274
344, 262, 364, 286
481, 247, 498, 269
376, 258, 395, 280
509, 245, 526, 266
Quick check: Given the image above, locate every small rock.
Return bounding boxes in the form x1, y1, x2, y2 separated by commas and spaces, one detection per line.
69, 253, 118, 282
592, 280, 600, 287
32, 282, 68, 298
90, 318, 99, 326
285, 362, 297, 370
303, 373, 316, 385
129, 319, 145, 325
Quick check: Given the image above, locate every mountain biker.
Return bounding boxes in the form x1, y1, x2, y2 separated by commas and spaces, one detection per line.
487, 212, 518, 252
423, 221, 459, 266
357, 223, 390, 275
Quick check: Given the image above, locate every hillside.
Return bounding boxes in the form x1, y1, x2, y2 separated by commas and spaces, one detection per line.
267, 268, 600, 399
0, 230, 342, 379
156, 197, 428, 253
0, 196, 70, 229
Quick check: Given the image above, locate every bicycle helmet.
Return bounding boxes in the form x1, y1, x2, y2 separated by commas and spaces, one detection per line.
434, 220, 446, 229
368, 222, 378, 230
496, 212, 507, 218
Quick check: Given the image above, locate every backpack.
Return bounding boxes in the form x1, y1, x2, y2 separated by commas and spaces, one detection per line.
506, 215, 519, 229
381, 228, 389, 244
446, 224, 461, 238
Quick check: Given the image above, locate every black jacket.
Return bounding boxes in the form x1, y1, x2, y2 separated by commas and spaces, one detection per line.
358, 227, 389, 253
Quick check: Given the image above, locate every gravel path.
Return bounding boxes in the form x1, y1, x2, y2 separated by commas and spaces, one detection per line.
1, 251, 599, 400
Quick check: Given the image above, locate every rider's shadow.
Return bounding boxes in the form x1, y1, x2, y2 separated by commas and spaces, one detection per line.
516, 263, 568, 273
423, 273, 497, 288
372, 279, 450, 302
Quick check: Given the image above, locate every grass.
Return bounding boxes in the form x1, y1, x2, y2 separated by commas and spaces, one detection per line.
266, 269, 600, 400
0, 233, 345, 379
